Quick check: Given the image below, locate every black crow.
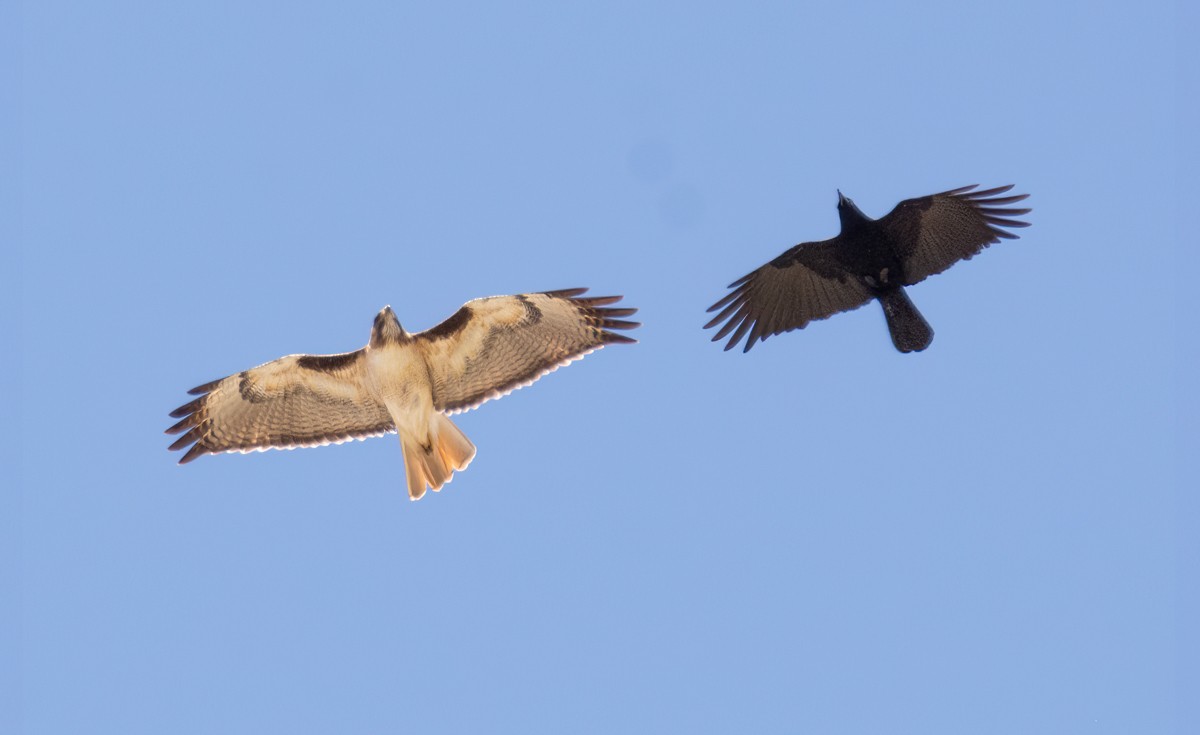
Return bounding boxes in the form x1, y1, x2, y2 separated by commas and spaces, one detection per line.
704, 185, 1031, 353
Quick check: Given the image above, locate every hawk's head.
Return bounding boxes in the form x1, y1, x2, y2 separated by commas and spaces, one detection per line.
370, 305, 407, 347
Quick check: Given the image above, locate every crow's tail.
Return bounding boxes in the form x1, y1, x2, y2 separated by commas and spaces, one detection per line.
878, 287, 934, 353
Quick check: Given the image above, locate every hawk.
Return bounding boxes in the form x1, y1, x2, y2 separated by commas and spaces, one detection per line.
167, 288, 639, 500
705, 185, 1031, 353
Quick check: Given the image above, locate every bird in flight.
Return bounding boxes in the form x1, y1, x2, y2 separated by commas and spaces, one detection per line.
167, 288, 639, 500
704, 185, 1031, 353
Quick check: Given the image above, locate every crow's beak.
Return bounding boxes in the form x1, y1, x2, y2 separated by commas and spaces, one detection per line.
837, 189, 846, 205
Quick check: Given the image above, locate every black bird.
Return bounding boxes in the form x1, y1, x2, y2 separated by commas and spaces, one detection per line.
704, 185, 1031, 353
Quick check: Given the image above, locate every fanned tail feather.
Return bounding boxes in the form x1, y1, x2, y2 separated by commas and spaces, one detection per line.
401, 414, 478, 501
431, 413, 476, 475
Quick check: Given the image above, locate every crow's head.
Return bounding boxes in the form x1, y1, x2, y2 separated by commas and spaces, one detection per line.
836, 190, 868, 229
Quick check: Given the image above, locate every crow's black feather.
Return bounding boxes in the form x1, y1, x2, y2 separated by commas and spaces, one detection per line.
704, 185, 1030, 353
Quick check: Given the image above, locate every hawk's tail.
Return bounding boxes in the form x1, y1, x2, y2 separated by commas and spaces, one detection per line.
401, 414, 477, 501
878, 287, 934, 353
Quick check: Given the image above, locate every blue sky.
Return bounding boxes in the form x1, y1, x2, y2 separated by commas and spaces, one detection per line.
7, 1, 1195, 733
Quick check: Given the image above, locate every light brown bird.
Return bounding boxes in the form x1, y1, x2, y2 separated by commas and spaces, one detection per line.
167, 289, 638, 499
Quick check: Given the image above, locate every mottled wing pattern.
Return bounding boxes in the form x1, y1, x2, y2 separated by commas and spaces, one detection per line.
705, 240, 873, 352
879, 184, 1031, 286
166, 350, 395, 464
416, 288, 639, 414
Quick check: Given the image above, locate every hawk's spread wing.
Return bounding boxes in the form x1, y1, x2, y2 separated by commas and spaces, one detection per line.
878, 184, 1031, 285
415, 288, 639, 414
166, 350, 395, 464
704, 240, 874, 352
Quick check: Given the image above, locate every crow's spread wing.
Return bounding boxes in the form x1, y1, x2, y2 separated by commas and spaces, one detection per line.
879, 184, 1031, 285
166, 350, 394, 464
416, 289, 639, 414
705, 240, 873, 352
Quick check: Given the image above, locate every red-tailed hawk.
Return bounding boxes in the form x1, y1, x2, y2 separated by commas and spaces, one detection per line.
167, 288, 639, 500
705, 185, 1031, 353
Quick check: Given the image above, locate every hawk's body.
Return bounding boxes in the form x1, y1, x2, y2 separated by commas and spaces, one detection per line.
167, 289, 638, 500
705, 185, 1031, 353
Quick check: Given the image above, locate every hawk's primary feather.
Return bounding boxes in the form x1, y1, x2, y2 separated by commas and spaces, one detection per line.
416, 289, 638, 414
166, 351, 394, 464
